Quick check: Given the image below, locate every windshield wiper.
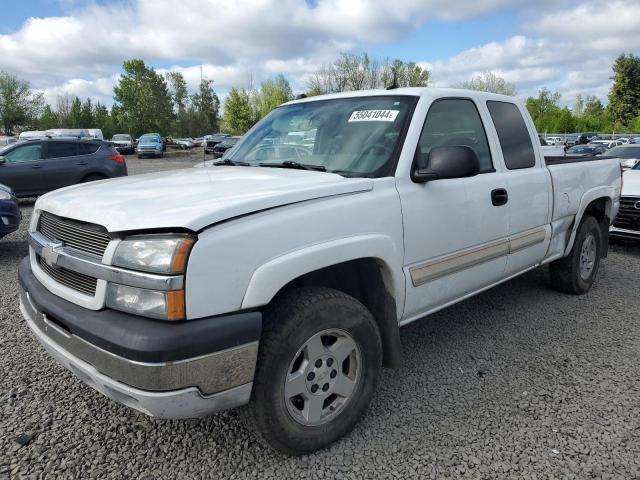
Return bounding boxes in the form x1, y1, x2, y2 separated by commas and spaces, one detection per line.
213, 158, 250, 166
259, 161, 326, 172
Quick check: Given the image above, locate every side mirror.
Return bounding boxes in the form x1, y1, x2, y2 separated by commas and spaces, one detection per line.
411, 145, 480, 183
0, 156, 5, 165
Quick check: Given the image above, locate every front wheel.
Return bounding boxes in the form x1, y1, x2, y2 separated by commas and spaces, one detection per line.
549, 215, 602, 294
242, 286, 382, 455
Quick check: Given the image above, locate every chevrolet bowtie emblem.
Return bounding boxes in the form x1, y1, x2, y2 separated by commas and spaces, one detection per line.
41, 241, 63, 268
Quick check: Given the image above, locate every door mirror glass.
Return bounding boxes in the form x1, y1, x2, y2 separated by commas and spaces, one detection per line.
412, 145, 480, 183
0, 156, 5, 164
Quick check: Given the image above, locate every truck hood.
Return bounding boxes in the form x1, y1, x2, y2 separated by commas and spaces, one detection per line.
623, 169, 640, 196
36, 166, 374, 232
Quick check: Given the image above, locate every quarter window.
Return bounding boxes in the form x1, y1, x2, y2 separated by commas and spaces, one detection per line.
487, 101, 536, 169
418, 99, 493, 173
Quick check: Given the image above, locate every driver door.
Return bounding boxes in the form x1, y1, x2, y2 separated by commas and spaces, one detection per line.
396, 98, 510, 321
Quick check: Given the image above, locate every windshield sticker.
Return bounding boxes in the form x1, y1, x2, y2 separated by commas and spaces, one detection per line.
348, 110, 399, 122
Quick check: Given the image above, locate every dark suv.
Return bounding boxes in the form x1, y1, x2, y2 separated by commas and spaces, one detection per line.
0, 138, 127, 198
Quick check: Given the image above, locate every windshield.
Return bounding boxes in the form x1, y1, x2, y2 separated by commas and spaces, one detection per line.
139, 135, 159, 143
225, 95, 416, 177
606, 146, 640, 159
113, 134, 131, 141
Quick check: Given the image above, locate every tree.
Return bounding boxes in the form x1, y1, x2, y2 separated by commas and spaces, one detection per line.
0, 71, 44, 135
383, 59, 430, 88
459, 72, 516, 96
56, 94, 73, 127
191, 79, 220, 134
68, 97, 83, 128
608, 53, 640, 127
573, 94, 584, 117
38, 104, 58, 130
80, 98, 94, 128
259, 74, 292, 118
113, 59, 174, 136
525, 88, 562, 132
224, 88, 255, 134
552, 107, 576, 133
93, 103, 114, 138
306, 52, 429, 95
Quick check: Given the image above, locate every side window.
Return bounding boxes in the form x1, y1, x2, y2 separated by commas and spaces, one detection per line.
3, 144, 42, 164
486, 101, 536, 169
78, 143, 100, 155
418, 99, 493, 173
46, 142, 78, 159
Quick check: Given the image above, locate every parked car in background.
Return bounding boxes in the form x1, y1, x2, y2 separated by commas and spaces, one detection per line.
88, 129, 104, 140
204, 133, 231, 153
605, 145, 640, 169
174, 138, 196, 150
0, 138, 127, 197
610, 161, 640, 239
212, 136, 241, 158
545, 136, 563, 146
629, 137, 640, 144
17, 88, 622, 455
45, 129, 91, 139
566, 144, 608, 156
0, 183, 20, 239
575, 132, 599, 145
136, 134, 164, 158
0, 137, 18, 147
111, 134, 135, 154
18, 131, 47, 141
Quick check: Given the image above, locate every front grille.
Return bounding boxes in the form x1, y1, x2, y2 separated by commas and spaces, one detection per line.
38, 212, 111, 258
614, 196, 640, 231
38, 255, 98, 296
140, 145, 157, 151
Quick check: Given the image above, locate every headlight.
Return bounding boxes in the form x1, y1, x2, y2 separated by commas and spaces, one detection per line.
106, 283, 185, 321
112, 234, 194, 274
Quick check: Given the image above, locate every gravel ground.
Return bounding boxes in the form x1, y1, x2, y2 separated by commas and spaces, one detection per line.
1, 155, 639, 479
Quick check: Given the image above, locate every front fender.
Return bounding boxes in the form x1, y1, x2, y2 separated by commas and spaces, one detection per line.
241, 234, 405, 319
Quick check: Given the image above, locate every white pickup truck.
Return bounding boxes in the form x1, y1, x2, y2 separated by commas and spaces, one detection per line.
19, 88, 622, 455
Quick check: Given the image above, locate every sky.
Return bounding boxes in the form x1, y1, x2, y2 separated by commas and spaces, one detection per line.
1, 0, 639, 109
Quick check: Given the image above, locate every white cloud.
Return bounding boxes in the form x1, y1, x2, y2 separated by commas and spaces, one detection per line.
0, 0, 637, 107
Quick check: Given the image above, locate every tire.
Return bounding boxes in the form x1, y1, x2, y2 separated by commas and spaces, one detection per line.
549, 215, 602, 294
241, 286, 382, 455
137, 154, 142, 159
81, 174, 107, 183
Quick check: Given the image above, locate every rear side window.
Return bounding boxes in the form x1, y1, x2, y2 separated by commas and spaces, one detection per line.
47, 142, 78, 159
418, 99, 493, 173
79, 143, 100, 155
486, 101, 536, 169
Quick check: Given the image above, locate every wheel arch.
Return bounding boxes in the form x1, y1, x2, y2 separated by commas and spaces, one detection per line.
564, 189, 613, 256
241, 236, 404, 368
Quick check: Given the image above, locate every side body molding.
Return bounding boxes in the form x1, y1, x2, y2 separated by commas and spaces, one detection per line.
241, 234, 405, 319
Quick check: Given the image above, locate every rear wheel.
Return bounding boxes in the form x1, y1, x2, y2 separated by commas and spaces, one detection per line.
241, 286, 382, 455
549, 215, 602, 294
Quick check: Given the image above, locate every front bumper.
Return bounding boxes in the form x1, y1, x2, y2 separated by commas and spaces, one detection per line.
0, 200, 20, 237
18, 257, 262, 418
610, 226, 640, 239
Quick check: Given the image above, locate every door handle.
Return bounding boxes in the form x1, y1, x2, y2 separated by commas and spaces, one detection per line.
31, 164, 42, 169
491, 188, 508, 206
76, 161, 88, 166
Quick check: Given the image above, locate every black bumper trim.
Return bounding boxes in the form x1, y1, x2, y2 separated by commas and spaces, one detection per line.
18, 257, 262, 363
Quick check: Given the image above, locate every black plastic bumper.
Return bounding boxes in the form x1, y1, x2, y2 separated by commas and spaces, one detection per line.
18, 257, 262, 363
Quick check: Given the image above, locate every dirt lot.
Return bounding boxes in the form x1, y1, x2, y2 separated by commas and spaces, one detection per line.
1, 155, 639, 479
